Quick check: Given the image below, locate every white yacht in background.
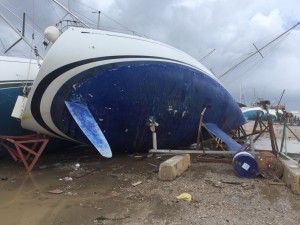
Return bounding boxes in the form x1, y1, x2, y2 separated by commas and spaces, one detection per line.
0, 56, 39, 135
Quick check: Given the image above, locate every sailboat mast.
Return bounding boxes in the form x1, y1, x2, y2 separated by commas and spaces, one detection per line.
218, 22, 300, 79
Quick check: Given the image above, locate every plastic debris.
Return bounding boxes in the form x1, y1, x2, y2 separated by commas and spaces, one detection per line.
48, 189, 64, 194
176, 193, 192, 202
60, 177, 73, 181
39, 165, 48, 169
241, 182, 255, 190
132, 181, 143, 187
52, 163, 63, 168
64, 192, 78, 196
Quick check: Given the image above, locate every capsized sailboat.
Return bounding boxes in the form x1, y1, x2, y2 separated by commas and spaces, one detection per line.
20, 25, 246, 157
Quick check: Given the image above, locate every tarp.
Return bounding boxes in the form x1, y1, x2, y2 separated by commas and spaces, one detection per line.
203, 123, 244, 152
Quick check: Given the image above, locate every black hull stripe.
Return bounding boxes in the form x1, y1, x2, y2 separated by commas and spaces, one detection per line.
31, 55, 206, 136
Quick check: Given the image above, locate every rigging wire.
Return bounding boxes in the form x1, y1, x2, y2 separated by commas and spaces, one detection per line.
218, 22, 300, 79
47, 0, 61, 20
0, 1, 45, 40
218, 26, 295, 90
220, 30, 293, 103
71, 0, 141, 34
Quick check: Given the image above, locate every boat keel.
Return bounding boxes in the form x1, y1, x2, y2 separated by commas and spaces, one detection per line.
65, 101, 112, 158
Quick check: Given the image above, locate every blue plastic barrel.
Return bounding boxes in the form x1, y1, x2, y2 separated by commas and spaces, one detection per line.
232, 152, 258, 178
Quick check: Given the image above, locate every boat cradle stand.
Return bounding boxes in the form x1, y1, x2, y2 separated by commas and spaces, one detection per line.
0, 134, 49, 173
149, 105, 247, 157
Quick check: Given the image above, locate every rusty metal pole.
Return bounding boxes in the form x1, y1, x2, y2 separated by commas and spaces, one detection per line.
260, 101, 278, 156
196, 105, 210, 150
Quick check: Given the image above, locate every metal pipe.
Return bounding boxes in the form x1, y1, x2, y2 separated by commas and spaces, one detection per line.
0, 13, 33, 52
149, 149, 238, 155
152, 132, 157, 150
279, 152, 300, 165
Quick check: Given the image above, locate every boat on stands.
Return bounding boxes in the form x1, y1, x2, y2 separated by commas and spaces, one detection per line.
0, 56, 39, 135
241, 106, 281, 121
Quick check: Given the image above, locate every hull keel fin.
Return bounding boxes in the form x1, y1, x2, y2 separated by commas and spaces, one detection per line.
65, 101, 112, 158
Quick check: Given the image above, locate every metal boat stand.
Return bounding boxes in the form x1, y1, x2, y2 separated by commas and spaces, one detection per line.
279, 115, 300, 165
149, 105, 244, 158
240, 101, 279, 156
0, 134, 49, 173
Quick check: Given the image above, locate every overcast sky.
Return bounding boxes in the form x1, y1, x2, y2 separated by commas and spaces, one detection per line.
1, 0, 300, 110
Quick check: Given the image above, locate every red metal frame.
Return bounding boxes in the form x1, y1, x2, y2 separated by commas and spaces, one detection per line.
0, 134, 49, 173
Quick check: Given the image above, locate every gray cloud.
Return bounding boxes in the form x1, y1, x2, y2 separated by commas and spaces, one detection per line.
1, 0, 299, 110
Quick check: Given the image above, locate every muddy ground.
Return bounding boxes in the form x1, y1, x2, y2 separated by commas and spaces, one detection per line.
0, 147, 300, 225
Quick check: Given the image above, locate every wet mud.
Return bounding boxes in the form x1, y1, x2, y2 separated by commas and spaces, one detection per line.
1, 147, 300, 225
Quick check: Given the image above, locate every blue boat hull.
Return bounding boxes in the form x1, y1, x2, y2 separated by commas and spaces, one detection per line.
48, 61, 246, 152
0, 88, 30, 136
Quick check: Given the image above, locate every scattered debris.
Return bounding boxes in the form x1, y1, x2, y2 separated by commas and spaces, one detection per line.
205, 179, 225, 188
176, 193, 192, 202
211, 181, 224, 188
60, 177, 73, 181
255, 152, 284, 179
52, 162, 63, 168
133, 155, 146, 160
69, 168, 97, 178
109, 191, 119, 197
94, 214, 130, 222
232, 152, 258, 178
221, 181, 241, 185
268, 181, 286, 186
132, 181, 143, 187
1, 153, 300, 224
39, 165, 48, 169
48, 189, 64, 194
241, 182, 255, 190
64, 192, 78, 196
75, 163, 80, 168
148, 163, 159, 173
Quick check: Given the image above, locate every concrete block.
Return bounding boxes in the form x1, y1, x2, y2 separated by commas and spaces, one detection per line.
280, 159, 300, 194
158, 154, 191, 181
